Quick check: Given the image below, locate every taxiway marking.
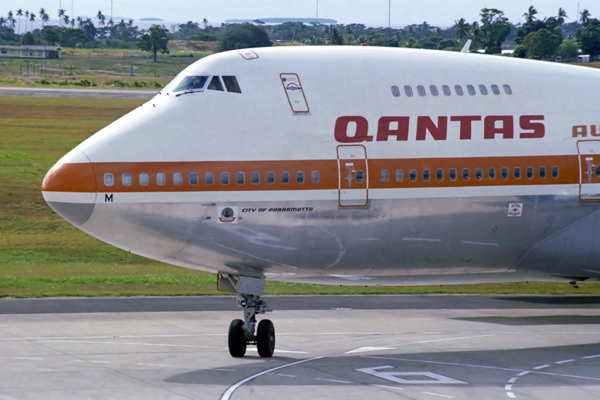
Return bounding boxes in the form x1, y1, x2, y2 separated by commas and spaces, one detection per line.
220, 356, 323, 400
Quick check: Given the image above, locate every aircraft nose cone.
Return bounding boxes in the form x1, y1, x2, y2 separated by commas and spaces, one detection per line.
42, 151, 97, 226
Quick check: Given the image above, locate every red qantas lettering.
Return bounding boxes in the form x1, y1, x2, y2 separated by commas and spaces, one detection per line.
416, 116, 448, 141
519, 115, 545, 138
334, 116, 372, 143
377, 117, 409, 141
334, 115, 545, 142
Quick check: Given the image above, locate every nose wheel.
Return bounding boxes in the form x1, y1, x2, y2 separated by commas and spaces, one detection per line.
227, 294, 275, 358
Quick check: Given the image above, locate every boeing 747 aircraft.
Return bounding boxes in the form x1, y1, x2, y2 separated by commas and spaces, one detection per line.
42, 46, 600, 358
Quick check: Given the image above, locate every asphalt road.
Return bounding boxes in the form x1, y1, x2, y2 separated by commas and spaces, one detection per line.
0, 86, 157, 99
1, 295, 599, 400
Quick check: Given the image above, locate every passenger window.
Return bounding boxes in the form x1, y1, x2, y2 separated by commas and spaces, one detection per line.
381, 169, 390, 183
467, 85, 476, 96
222, 76, 242, 93
395, 169, 404, 182
296, 171, 305, 184
430, 85, 439, 96
501, 167, 509, 180
539, 166, 547, 179
488, 168, 496, 180
442, 85, 451, 96
205, 172, 214, 185
526, 167, 534, 179
207, 76, 224, 91
417, 85, 426, 96
189, 173, 198, 185
514, 167, 522, 180
221, 172, 229, 185
436, 168, 444, 181
423, 169, 431, 182
404, 85, 413, 97
140, 173, 149, 186
122, 173, 132, 186
104, 173, 114, 186
236, 172, 245, 185
449, 168, 457, 181
462, 168, 470, 181
552, 166, 559, 178
491, 84, 500, 95
311, 171, 319, 184
479, 85, 488, 95
282, 171, 290, 184
173, 76, 209, 92
391, 85, 400, 97
454, 85, 464, 96
475, 168, 483, 180
252, 172, 260, 184
157, 173, 166, 186
356, 170, 364, 183
503, 84, 513, 95
267, 171, 275, 184
409, 169, 417, 182
173, 172, 183, 186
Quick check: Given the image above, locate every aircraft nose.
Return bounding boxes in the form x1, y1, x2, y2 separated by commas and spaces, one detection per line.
42, 151, 97, 226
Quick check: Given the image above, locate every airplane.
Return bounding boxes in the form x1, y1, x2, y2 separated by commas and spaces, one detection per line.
42, 45, 600, 358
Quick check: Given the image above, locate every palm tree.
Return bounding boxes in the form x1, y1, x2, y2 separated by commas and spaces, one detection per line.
58, 8, 65, 28
40, 9, 50, 27
470, 21, 485, 49
581, 9, 591, 24
557, 7, 567, 26
0, 17, 6, 27
203, 18, 208, 30
16, 9, 23, 33
97, 11, 105, 27
523, 5, 538, 25
452, 18, 470, 42
76, 16, 83, 28
7, 11, 16, 29
24, 10, 29, 32
63, 15, 70, 27
29, 12, 36, 31
292, 22, 302, 42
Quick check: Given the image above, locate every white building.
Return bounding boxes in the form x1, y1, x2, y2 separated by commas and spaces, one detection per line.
0, 45, 62, 59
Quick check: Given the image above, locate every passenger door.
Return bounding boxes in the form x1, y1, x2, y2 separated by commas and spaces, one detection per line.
337, 145, 369, 207
578, 140, 600, 200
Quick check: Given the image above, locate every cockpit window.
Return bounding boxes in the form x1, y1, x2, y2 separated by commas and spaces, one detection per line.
222, 76, 242, 93
207, 76, 224, 91
172, 76, 209, 92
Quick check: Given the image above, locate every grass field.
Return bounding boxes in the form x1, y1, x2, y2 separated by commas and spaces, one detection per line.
0, 95, 599, 297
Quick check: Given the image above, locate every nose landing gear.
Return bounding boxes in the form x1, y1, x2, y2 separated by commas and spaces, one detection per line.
218, 272, 275, 358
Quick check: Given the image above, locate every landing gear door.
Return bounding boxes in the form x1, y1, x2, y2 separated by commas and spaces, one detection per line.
337, 145, 368, 207
578, 140, 600, 200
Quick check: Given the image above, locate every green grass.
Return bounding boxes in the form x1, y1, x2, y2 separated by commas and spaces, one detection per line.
0, 95, 599, 297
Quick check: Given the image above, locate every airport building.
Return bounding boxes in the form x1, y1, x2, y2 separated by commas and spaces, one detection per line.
0, 45, 62, 59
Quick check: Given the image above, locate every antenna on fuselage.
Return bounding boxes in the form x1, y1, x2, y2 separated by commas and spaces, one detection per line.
460, 39, 472, 54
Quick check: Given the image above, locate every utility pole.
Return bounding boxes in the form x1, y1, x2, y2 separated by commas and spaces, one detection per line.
388, 0, 391, 45
577, 2, 580, 24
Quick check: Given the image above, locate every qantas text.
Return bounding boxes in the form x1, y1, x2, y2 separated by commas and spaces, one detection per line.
334, 115, 545, 143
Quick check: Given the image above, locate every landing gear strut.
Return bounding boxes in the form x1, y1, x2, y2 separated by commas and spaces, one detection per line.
218, 272, 275, 358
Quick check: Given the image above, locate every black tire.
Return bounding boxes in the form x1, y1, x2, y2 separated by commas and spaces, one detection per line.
228, 319, 246, 357
257, 319, 275, 358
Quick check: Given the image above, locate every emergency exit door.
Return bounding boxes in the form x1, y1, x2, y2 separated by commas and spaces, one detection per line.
578, 140, 600, 200
337, 145, 369, 207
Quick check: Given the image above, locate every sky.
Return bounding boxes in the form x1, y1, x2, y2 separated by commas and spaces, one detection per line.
2, 1, 600, 29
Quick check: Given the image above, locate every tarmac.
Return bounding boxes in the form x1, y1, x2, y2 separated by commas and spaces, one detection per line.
0, 86, 156, 99
1, 294, 599, 399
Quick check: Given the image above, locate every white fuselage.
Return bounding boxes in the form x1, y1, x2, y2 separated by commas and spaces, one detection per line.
42, 46, 600, 285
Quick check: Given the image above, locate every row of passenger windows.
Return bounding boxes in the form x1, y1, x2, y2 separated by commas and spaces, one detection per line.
103, 171, 320, 187
391, 84, 513, 98
380, 166, 559, 183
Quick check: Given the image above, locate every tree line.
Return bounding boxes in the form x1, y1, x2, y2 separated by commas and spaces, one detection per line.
1, 5, 600, 61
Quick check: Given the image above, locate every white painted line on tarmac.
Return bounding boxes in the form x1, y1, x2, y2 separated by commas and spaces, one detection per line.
315, 378, 352, 384
389, 334, 497, 348
220, 356, 323, 400
517, 371, 529, 377
422, 392, 453, 398
583, 354, 600, 359
11, 357, 44, 360
555, 359, 575, 364
214, 368, 235, 372
37, 339, 227, 350
372, 384, 404, 391
533, 365, 549, 370
345, 346, 394, 354
507, 392, 516, 398
268, 373, 296, 378
363, 356, 525, 373
508, 377, 518, 383
245, 348, 308, 355
505, 384, 512, 390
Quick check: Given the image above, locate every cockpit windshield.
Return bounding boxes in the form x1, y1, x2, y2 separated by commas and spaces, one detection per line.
170, 76, 209, 93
